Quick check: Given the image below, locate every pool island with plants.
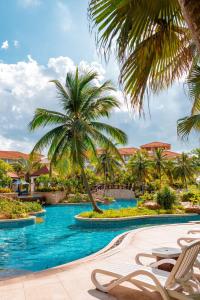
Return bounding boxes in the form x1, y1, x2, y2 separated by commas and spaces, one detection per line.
0, 197, 44, 228
76, 186, 200, 227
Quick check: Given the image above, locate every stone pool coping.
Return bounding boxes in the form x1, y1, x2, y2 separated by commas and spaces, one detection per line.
0, 215, 36, 229
29, 209, 46, 216
75, 212, 197, 222
0, 216, 36, 223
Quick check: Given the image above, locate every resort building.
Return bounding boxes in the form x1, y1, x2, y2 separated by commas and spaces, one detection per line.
0, 151, 29, 164
140, 141, 180, 159
140, 141, 171, 152
97, 142, 180, 163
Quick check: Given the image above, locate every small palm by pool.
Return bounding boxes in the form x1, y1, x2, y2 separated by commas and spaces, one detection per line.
0, 199, 199, 277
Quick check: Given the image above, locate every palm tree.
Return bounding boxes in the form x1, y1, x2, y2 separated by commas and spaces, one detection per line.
173, 153, 194, 189
128, 151, 150, 192
96, 146, 122, 194
164, 160, 175, 186
12, 157, 42, 182
152, 149, 167, 188
177, 61, 200, 138
89, 0, 199, 114
29, 68, 127, 213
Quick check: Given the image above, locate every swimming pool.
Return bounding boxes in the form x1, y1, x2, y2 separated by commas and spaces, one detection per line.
0, 199, 199, 277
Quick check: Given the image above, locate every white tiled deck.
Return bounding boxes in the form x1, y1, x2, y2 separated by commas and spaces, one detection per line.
0, 223, 199, 300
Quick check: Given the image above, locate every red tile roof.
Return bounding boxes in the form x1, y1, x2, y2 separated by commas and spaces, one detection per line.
7, 171, 19, 178
118, 147, 139, 155
97, 147, 138, 156
31, 166, 49, 177
140, 142, 171, 149
0, 151, 29, 160
163, 150, 181, 158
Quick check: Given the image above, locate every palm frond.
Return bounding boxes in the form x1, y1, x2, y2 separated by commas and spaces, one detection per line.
29, 109, 66, 130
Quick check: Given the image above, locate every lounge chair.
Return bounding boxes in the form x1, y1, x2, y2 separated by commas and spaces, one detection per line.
91, 240, 200, 300
177, 235, 200, 248
188, 230, 200, 235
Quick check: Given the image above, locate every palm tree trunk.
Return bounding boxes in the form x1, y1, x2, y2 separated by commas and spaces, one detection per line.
81, 167, 103, 213
178, 0, 200, 54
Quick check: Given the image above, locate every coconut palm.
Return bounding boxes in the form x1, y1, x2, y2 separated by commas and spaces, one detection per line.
89, 0, 199, 114
128, 151, 150, 192
173, 153, 194, 189
29, 68, 127, 213
177, 61, 200, 138
152, 149, 167, 188
164, 160, 175, 186
96, 146, 122, 194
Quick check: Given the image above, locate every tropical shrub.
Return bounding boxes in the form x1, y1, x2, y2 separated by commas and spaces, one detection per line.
36, 186, 64, 192
181, 191, 195, 202
0, 187, 12, 193
139, 192, 154, 202
23, 201, 42, 213
79, 206, 184, 219
65, 193, 89, 203
0, 198, 42, 219
155, 186, 176, 210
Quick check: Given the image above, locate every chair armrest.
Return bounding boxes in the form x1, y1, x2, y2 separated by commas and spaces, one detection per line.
188, 230, 200, 235
135, 252, 157, 266
177, 237, 200, 248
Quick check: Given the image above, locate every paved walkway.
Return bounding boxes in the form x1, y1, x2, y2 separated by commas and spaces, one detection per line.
0, 223, 199, 300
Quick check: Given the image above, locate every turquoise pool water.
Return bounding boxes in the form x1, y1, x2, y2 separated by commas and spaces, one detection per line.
0, 199, 199, 276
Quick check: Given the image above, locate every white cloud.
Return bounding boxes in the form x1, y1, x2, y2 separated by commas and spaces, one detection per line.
0, 55, 198, 153
1, 40, 9, 50
18, 0, 41, 8
0, 56, 108, 152
14, 40, 20, 48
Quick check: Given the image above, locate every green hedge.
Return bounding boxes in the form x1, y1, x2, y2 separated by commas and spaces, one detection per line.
0, 198, 42, 219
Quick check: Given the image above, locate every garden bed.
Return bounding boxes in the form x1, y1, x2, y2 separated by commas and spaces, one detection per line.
0, 197, 43, 220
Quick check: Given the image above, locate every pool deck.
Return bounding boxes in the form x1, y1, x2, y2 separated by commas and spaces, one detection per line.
0, 223, 200, 300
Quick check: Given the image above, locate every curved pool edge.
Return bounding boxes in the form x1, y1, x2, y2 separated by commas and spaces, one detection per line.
75, 213, 198, 228
0, 221, 197, 284
29, 209, 46, 216
0, 216, 36, 229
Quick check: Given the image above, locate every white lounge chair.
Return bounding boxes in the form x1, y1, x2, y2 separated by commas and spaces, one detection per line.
188, 230, 200, 235
91, 240, 200, 300
177, 235, 200, 248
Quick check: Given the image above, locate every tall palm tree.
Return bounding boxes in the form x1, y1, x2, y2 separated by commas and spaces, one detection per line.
152, 149, 167, 188
29, 68, 127, 213
128, 151, 150, 192
173, 152, 194, 189
96, 146, 122, 194
164, 160, 175, 186
89, 0, 198, 114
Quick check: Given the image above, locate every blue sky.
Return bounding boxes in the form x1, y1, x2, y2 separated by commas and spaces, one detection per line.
0, 0, 199, 152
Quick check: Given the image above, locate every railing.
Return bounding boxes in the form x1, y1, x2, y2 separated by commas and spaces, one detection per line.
92, 184, 135, 192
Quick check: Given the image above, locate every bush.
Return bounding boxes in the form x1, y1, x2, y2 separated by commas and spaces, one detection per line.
79, 206, 184, 219
181, 192, 195, 202
0, 187, 12, 193
65, 193, 89, 203
155, 186, 176, 210
0, 198, 42, 219
139, 192, 154, 202
23, 201, 42, 213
